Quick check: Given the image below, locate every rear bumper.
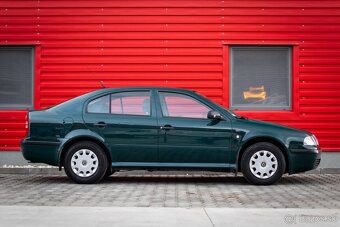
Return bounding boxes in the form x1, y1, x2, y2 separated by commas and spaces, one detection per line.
21, 138, 61, 166
288, 147, 321, 174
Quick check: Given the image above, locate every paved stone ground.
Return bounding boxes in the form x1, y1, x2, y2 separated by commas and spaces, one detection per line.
1, 206, 339, 227
0, 173, 340, 208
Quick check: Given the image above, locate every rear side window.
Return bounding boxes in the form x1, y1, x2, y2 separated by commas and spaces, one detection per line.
159, 92, 211, 119
87, 95, 110, 114
111, 91, 151, 116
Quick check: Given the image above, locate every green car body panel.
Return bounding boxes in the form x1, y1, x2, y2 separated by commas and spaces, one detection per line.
21, 87, 321, 174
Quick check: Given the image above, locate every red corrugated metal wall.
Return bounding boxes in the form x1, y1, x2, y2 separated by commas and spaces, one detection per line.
0, 0, 339, 151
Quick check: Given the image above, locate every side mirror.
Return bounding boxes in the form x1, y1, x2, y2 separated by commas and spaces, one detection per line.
207, 110, 223, 120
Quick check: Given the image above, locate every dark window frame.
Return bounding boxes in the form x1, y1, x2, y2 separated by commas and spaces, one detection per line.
222, 43, 300, 120
0, 46, 34, 110
229, 45, 292, 111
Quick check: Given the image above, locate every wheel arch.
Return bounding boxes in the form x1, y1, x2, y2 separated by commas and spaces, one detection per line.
236, 137, 289, 173
58, 136, 112, 170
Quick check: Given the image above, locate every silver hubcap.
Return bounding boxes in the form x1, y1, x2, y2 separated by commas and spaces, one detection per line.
71, 149, 98, 177
249, 150, 278, 179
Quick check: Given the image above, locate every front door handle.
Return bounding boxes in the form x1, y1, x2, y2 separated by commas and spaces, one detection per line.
94, 122, 107, 128
160, 125, 174, 131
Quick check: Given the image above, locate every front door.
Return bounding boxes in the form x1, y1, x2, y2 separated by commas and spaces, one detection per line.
156, 91, 232, 165
83, 90, 158, 163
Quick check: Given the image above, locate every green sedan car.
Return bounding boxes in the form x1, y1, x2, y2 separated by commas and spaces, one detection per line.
21, 87, 321, 185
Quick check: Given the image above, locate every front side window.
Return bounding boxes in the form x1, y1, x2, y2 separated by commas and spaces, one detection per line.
230, 46, 291, 110
111, 91, 151, 116
159, 92, 211, 119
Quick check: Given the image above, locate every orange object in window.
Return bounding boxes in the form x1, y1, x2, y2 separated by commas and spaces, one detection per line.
243, 86, 267, 100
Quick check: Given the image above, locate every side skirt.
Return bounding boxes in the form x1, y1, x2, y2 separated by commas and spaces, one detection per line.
111, 162, 236, 172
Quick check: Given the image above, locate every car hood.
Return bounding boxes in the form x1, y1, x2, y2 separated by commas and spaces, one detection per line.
234, 118, 312, 136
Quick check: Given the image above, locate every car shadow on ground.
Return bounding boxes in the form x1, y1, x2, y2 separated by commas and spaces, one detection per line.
102, 174, 249, 184
13, 173, 325, 186
101, 174, 322, 186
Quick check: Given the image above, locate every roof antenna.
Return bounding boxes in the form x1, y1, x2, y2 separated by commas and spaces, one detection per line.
99, 80, 106, 88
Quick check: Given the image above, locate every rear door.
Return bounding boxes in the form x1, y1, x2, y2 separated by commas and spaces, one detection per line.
83, 90, 159, 163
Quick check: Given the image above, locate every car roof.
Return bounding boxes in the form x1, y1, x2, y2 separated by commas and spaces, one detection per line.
96, 86, 196, 94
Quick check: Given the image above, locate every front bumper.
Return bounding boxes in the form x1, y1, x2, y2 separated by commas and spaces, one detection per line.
288, 147, 321, 174
21, 138, 61, 166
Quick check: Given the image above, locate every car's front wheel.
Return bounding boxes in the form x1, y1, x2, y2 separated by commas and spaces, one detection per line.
241, 142, 286, 185
64, 141, 108, 184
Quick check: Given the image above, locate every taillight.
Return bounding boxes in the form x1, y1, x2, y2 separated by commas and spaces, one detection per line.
25, 112, 29, 137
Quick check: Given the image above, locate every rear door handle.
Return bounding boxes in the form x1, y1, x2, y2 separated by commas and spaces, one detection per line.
160, 125, 174, 130
94, 122, 107, 128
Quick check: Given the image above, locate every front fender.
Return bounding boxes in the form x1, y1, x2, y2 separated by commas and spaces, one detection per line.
241, 130, 290, 148
232, 130, 292, 172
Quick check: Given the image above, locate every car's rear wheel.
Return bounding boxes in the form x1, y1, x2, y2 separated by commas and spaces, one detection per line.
241, 142, 286, 185
103, 166, 114, 179
64, 141, 107, 184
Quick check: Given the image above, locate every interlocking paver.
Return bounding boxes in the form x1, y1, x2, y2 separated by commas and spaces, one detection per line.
0, 173, 340, 208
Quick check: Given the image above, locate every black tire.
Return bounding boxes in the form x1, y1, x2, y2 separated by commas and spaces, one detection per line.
241, 142, 286, 185
64, 141, 108, 184
103, 166, 114, 179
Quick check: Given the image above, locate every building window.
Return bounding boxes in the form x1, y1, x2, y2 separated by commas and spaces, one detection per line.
0, 46, 34, 109
230, 46, 291, 110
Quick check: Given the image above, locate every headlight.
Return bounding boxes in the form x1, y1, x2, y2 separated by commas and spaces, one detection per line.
304, 135, 318, 146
